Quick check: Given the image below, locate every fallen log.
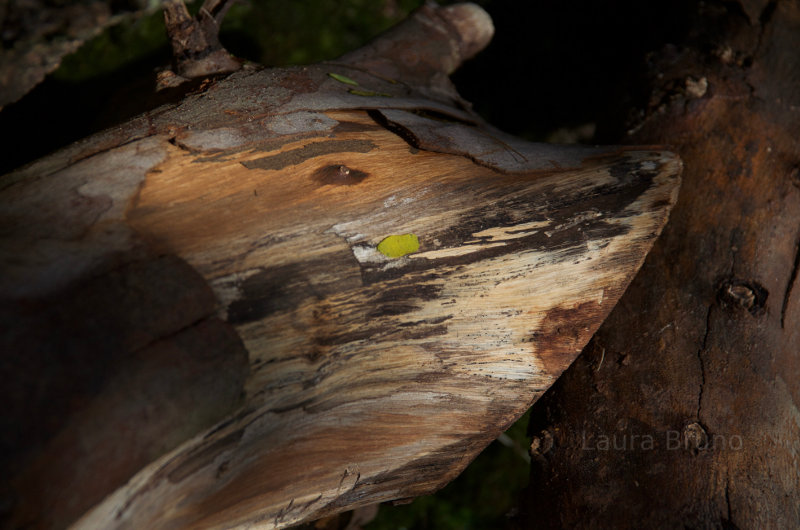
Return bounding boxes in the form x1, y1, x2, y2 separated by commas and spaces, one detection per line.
0, 3, 680, 529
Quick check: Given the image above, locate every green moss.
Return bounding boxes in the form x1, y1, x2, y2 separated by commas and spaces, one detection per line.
53, 10, 168, 83
219, 0, 424, 67
51, 0, 426, 84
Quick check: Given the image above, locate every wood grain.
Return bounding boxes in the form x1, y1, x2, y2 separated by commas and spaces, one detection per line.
520, 0, 800, 526
71, 111, 678, 529
0, 4, 681, 529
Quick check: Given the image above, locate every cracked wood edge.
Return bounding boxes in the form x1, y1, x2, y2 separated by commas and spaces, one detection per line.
59, 110, 682, 530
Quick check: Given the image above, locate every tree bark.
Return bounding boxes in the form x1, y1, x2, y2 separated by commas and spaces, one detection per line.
522, 0, 800, 527
0, 4, 681, 529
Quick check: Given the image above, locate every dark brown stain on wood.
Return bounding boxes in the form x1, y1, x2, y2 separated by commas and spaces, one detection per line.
312, 327, 379, 349
241, 140, 377, 171
532, 300, 604, 377
311, 164, 369, 186
366, 303, 421, 318
400, 322, 450, 341
301, 278, 451, 364
371, 282, 444, 305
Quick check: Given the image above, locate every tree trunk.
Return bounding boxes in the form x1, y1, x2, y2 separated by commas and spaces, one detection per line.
0, 3, 682, 530
522, 0, 800, 527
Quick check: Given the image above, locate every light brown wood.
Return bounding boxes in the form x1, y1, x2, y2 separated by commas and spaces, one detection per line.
0, 4, 681, 529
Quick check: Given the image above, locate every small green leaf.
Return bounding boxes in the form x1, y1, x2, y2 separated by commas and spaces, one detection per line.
328, 72, 359, 86
348, 88, 393, 97
377, 234, 420, 258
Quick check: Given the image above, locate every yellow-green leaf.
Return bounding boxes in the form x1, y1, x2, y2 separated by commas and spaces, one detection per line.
328, 72, 359, 86
377, 234, 420, 258
348, 88, 392, 97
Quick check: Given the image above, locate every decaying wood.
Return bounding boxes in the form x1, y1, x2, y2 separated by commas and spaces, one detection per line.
162, 0, 241, 80
521, 0, 800, 528
0, 3, 680, 529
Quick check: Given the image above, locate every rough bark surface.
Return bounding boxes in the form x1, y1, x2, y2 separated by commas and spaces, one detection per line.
162, 0, 240, 80
522, 0, 800, 527
0, 4, 681, 529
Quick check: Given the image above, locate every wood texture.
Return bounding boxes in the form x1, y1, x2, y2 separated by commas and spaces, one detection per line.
0, 4, 681, 529
162, 0, 240, 80
520, 0, 800, 527
79, 117, 678, 530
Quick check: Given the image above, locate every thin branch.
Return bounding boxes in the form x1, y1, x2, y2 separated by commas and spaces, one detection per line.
162, 0, 240, 80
